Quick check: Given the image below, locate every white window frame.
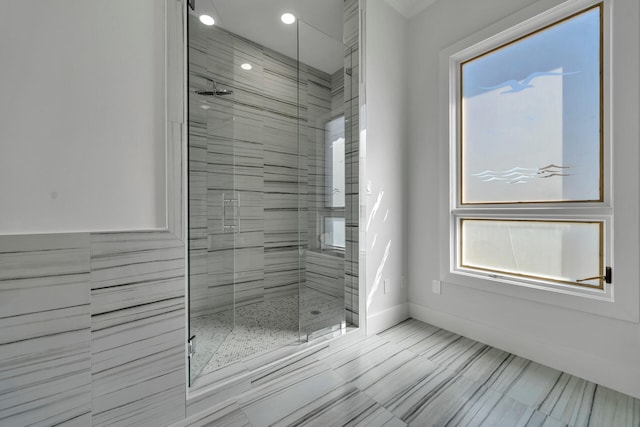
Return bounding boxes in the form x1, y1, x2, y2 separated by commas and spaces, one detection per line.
438, 0, 640, 323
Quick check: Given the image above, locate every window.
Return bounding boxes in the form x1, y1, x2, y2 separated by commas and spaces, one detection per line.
450, 3, 610, 292
460, 219, 604, 288
322, 115, 345, 251
323, 216, 346, 250
325, 115, 346, 208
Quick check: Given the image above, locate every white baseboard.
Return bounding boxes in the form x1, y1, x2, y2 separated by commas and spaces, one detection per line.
366, 302, 410, 335
409, 302, 640, 400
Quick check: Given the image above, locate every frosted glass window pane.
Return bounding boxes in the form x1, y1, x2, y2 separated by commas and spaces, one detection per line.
460, 219, 603, 288
325, 116, 345, 208
461, 6, 601, 204
324, 217, 345, 249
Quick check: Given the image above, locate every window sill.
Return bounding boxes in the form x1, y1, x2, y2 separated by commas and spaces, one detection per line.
441, 266, 638, 324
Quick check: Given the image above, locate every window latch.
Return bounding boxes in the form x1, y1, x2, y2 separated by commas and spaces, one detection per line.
576, 267, 612, 284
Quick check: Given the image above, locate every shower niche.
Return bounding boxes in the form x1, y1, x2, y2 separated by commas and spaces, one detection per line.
187, 4, 358, 386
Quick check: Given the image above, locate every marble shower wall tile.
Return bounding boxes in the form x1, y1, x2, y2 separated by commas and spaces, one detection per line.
344, 92, 359, 321
189, 19, 317, 313
90, 231, 185, 427
306, 251, 345, 299
188, 3, 361, 329
263, 56, 309, 301
230, 107, 265, 308
344, 0, 359, 50
305, 68, 334, 254
0, 234, 92, 426
343, 0, 360, 326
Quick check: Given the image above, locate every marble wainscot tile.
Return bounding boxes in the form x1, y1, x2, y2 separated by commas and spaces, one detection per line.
89, 231, 185, 427
0, 234, 91, 426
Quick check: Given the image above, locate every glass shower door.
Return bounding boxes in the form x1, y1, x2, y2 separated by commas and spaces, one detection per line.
187, 20, 241, 385
188, 67, 237, 384
297, 21, 351, 340
187, 8, 355, 387
188, 17, 303, 386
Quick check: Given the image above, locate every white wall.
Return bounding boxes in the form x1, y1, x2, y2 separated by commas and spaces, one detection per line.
0, 0, 166, 234
407, 0, 640, 399
364, 0, 410, 334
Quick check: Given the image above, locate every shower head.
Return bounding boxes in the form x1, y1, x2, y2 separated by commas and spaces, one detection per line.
195, 79, 233, 96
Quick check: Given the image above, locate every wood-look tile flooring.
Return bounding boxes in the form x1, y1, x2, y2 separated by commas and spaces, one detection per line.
190, 319, 640, 427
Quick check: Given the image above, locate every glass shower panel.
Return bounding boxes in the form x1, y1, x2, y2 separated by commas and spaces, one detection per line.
187, 8, 355, 387
188, 13, 303, 386
188, 22, 237, 385
298, 21, 349, 339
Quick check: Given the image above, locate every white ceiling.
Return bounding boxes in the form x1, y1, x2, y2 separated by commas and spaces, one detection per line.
383, 0, 439, 18
190, 0, 440, 74
191, 0, 345, 74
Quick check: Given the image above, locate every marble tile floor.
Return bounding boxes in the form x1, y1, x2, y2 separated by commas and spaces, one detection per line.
184, 318, 640, 427
190, 288, 346, 378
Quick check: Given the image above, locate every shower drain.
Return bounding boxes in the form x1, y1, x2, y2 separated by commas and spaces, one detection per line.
310, 310, 321, 315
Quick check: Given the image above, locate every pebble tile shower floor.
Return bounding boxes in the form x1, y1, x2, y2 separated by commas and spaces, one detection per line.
190, 288, 345, 378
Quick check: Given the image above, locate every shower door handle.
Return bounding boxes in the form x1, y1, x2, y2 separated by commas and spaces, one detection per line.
222, 192, 240, 233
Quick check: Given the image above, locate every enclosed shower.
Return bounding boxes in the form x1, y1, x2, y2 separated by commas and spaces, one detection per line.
187, 1, 359, 386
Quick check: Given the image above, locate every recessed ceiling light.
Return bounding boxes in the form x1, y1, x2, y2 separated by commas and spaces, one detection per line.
281, 13, 296, 24
240, 63, 253, 70
199, 14, 215, 26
